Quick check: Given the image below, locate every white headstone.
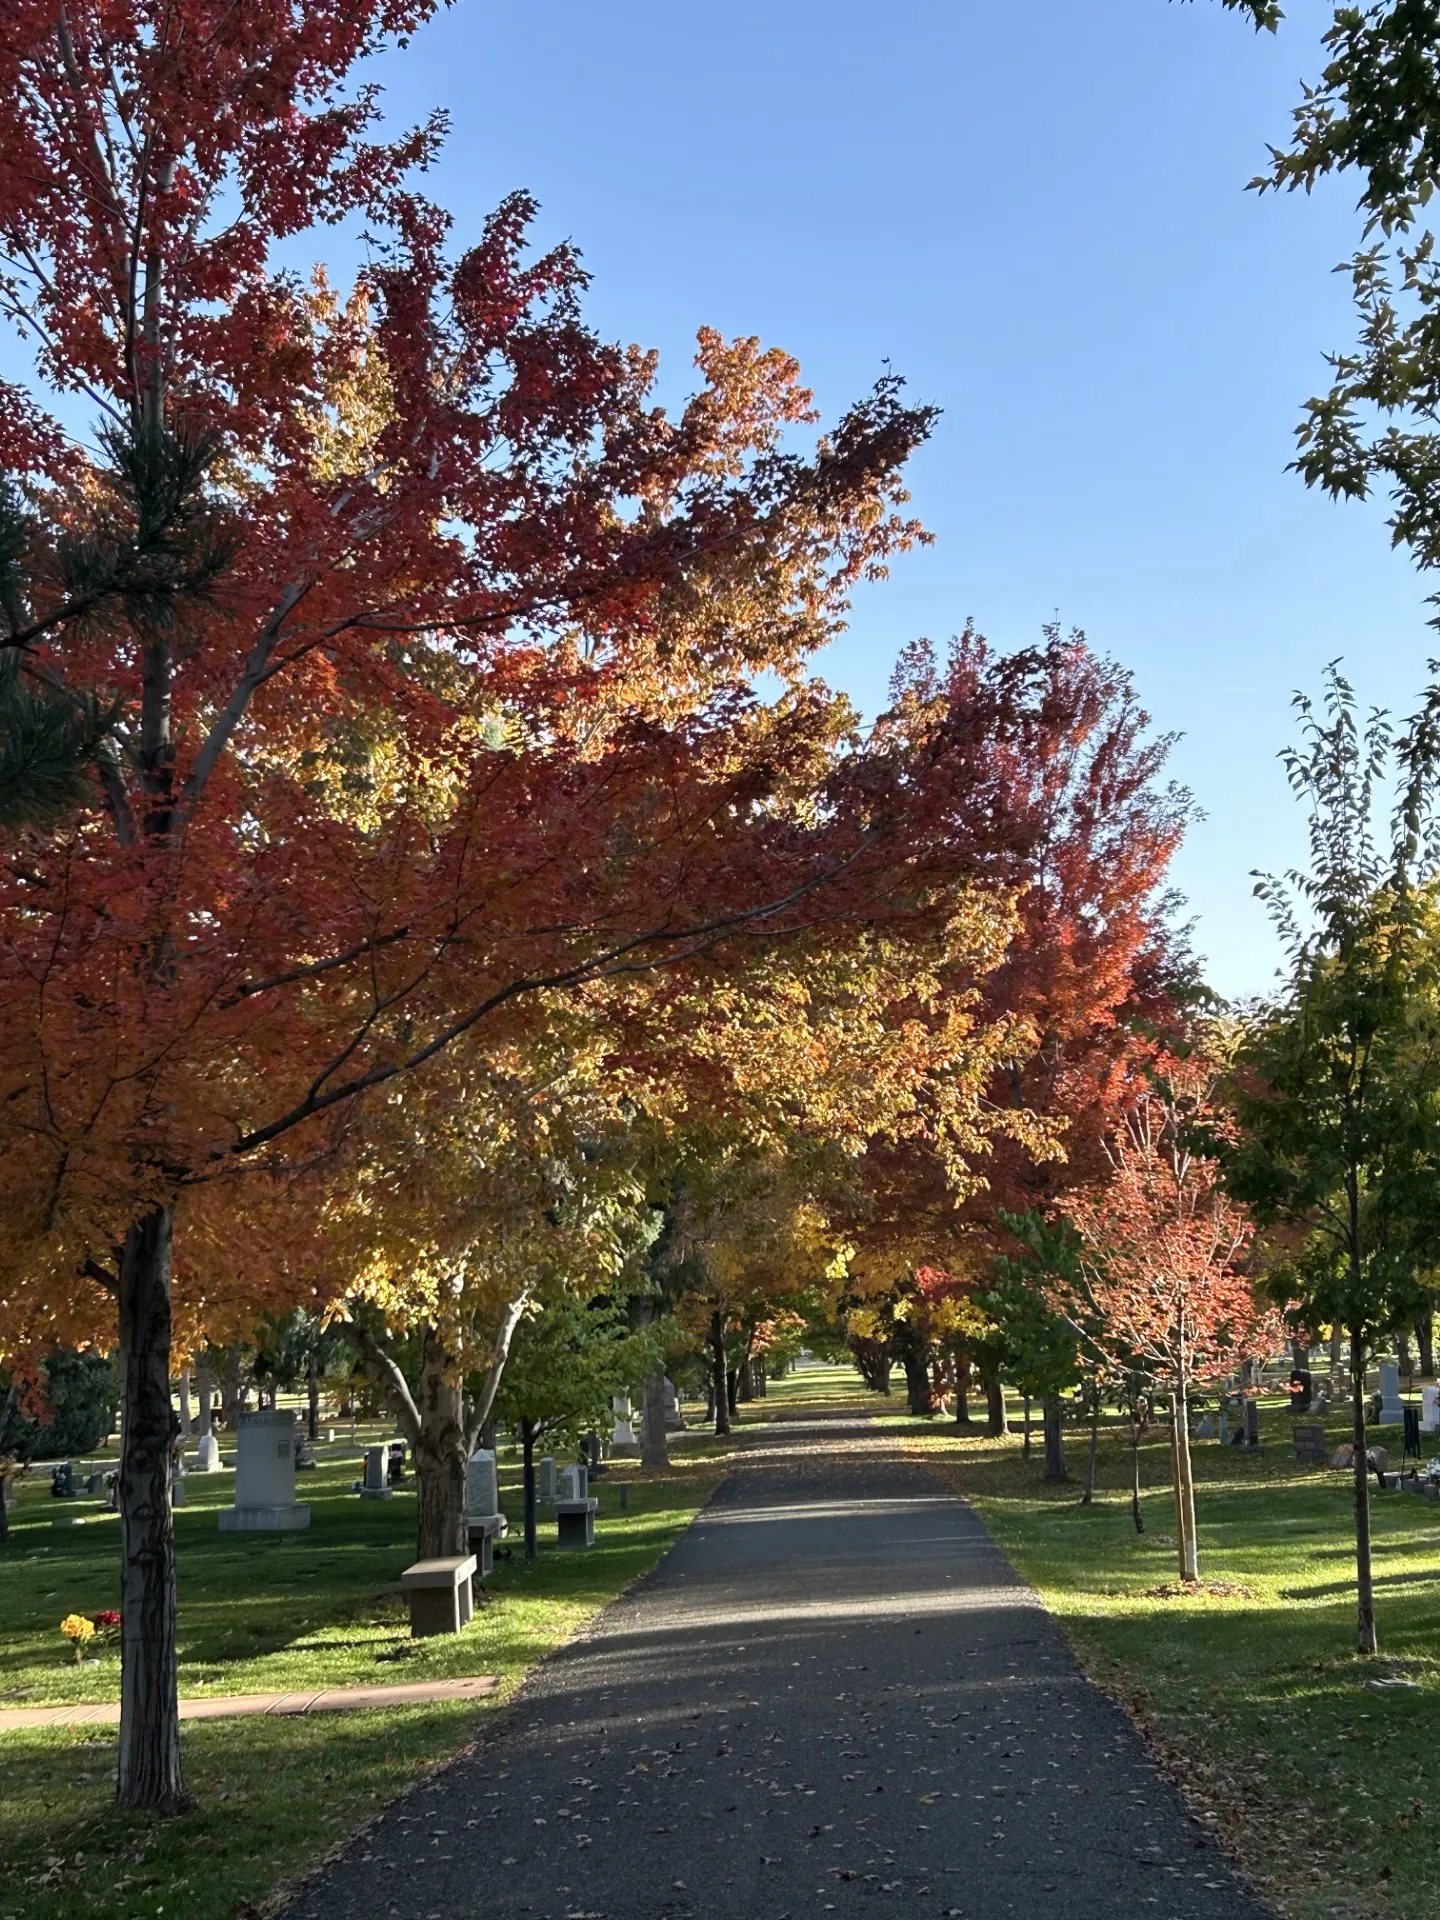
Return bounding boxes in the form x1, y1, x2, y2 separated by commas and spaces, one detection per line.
610, 1394, 638, 1451
557, 1463, 588, 1503
217, 1411, 309, 1530
466, 1448, 500, 1520
537, 1455, 557, 1505
1423, 1385, 1440, 1434
195, 1431, 222, 1472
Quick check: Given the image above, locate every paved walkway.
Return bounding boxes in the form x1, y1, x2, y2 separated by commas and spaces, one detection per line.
0, 1674, 499, 1729
285, 1411, 1269, 1920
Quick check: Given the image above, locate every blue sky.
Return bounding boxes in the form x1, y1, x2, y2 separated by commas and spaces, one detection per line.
360, 0, 1434, 1000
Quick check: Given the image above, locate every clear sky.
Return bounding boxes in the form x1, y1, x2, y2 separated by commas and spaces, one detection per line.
355, 0, 1433, 1002
17, 0, 1429, 1000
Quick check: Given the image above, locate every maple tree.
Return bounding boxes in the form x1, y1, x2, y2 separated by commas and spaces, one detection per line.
0, 0, 970, 1811
830, 628, 1192, 1418
1055, 1050, 1270, 1582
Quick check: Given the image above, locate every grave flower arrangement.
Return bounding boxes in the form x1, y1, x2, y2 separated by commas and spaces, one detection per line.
59, 1613, 95, 1664
90, 1610, 121, 1648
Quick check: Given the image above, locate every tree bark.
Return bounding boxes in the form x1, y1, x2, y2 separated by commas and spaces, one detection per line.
953, 1348, 971, 1426
178, 1367, 191, 1438
117, 1206, 188, 1811
640, 1369, 670, 1471
754, 1361, 768, 1398
1416, 1312, 1435, 1380
1175, 1383, 1199, 1582
412, 1329, 468, 1561
306, 1350, 320, 1442
1352, 1334, 1377, 1654
982, 1369, 1007, 1437
1081, 1395, 1099, 1506
903, 1349, 934, 1417
710, 1313, 731, 1437
1042, 1394, 1068, 1482
1330, 1327, 1345, 1389
726, 1367, 740, 1415
194, 1358, 212, 1441
521, 1416, 538, 1563
1021, 1394, 1032, 1459
220, 1347, 243, 1437
1130, 1403, 1145, 1535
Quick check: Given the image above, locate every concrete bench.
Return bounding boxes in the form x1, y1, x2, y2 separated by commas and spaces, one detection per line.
555, 1496, 598, 1550
400, 1554, 476, 1637
466, 1512, 506, 1578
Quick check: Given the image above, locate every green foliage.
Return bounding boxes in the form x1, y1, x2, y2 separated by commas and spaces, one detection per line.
492, 1282, 664, 1451
0, 1349, 118, 1460
1227, 671, 1440, 1350
979, 1212, 1084, 1399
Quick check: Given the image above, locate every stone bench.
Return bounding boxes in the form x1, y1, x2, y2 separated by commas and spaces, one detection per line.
400, 1554, 477, 1637
555, 1496, 598, 1550
466, 1512, 507, 1578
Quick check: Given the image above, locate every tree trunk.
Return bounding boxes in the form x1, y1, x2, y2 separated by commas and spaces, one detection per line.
306, 1351, 320, 1442
1042, 1394, 1068, 1482
220, 1348, 242, 1436
194, 1358, 212, 1441
710, 1313, 730, 1437
903, 1350, 933, 1417
1416, 1312, 1435, 1381
983, 1370, 1007, 1437
1176, 1388, 1199, 1582
1399, 1330, 1414, 1378
117, 1206, 188, 1812
754, 1362, 768, 1398
736, 1356, 753, 1403
1130, 1404, 1145, 1535
1352, 1336, 1377, 1654
178, 1367, 191, 1438
1021, 1394, 1032, 1459
953, 1348, 971, 1426
412, 1328, 468, 1562
640, 1369, 670, 1471
1081, 1395, 1099, 1506
521, 1416, 538, 1563
1330, 1327, 1345, 1389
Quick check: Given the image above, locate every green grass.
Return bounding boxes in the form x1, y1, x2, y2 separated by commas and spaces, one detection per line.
0, 1434, 724, 1920
894, 1396, 1440, 1920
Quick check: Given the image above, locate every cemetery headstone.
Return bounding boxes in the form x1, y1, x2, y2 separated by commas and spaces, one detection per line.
537, 1455, 558, 1507
1292, 1421, 1327, 1466
610, 1394, 639, 1457
663, 1376, 685, 1430
1424, 1385, 1440, 1435
358, 1444, 391, 1499
218, 1410, 311, 1530
1288, 1369, 1313, 1413
465, 1447, 506, 1577
557, 1463, 589, 1503
195, 1431, 222, 1472
1378, 1359, 1405, 1426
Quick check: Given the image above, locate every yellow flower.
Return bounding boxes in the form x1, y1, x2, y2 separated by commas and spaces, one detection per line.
59, 1613, 95, 1644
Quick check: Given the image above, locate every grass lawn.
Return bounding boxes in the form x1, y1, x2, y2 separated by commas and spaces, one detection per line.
0, 1429, 725, 1920
890, 1393, 1440, 1920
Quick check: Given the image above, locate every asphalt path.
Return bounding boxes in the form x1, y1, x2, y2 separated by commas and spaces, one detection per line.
284, 1408, 1269, 1920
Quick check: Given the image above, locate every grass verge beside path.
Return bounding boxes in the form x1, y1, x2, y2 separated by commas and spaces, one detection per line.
893, 1400, 1440, 1920
0, 1443, 723, 1920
